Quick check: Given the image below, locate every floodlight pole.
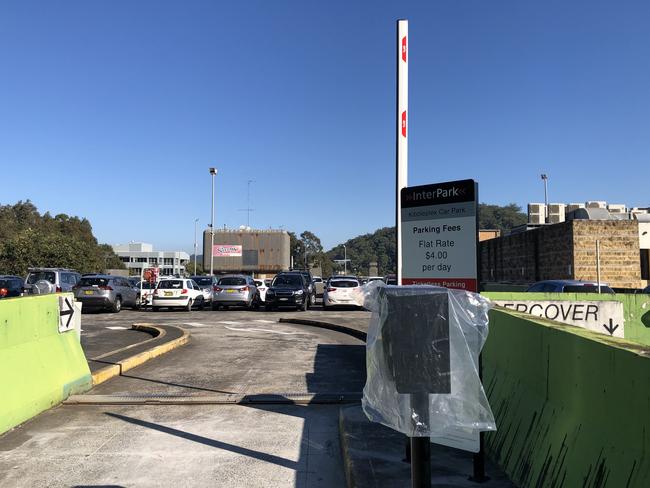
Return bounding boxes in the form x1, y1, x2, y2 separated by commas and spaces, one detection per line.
343, 245, 347, 275
541, 174, 549, 223
209, 167, 218, 276
194, 218, 199, 275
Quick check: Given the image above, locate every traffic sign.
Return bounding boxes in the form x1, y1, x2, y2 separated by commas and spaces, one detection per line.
400, 179, 478, 292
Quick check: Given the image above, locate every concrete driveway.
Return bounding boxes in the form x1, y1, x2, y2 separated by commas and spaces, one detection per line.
0, 308, 369, 487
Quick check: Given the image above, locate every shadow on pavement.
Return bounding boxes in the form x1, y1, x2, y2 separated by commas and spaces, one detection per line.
105, 412, 299, 470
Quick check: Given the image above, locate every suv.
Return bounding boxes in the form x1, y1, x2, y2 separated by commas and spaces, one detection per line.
24, 268, 81, 294
287, 269, 316, 305
73, 274, 138, 312
0, 276, 24, 299
265, 272, 311, 311
526, 280, 615, 294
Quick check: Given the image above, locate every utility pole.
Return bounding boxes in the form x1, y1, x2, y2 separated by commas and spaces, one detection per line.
209, 167, 218, 276
541, 174, 549, 223
343, 244, 347, 275
194, 218, 199, 275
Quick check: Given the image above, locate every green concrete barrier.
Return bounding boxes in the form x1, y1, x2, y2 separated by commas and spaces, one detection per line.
483, 308, 650, 487
484, 291, 650, 346
0, 294, 92, 435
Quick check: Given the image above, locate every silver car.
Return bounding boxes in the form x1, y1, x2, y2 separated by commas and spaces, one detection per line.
73, 275, 138, 313
191, 276, 218, 307
212, 275, 258, 310
24, 268, 81, 294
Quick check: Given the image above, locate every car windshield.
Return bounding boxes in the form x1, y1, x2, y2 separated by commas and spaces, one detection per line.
331, 280, 359, 288
193, 277, 213, 286
26, 271, 56, 284
273, 275, 302, 287
313, 278, 322, 283
157, 280, 184, 289
218, 277, 247, 286
0, 279, 18, 288
79, 277, 110, 287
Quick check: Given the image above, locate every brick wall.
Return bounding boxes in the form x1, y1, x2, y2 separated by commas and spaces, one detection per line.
572, 220, 641, 288
480, 220, 642, 288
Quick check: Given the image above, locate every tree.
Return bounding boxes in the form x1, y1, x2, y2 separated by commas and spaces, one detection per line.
478, 203, 527, 231
0, 200, 125, 276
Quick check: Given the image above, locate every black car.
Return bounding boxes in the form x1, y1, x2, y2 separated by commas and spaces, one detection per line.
287, 269, 316, 305
0, 276, 24, 299
265, 273, 311, 311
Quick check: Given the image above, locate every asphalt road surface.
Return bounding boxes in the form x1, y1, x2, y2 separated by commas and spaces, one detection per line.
0, 307, 370, 487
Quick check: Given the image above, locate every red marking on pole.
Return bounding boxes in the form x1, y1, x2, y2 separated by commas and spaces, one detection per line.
402, 36, 407, 62
401, 111, 407, 137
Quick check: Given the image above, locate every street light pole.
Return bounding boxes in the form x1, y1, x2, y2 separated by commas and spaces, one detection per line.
541, 173, 549, 223
209, 167, 218, 276
343, 245, 347, 275
194, 218, 199, 275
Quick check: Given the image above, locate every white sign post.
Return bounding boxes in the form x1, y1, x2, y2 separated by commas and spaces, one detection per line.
401, 179, 479, 292
396, 19, 408, 286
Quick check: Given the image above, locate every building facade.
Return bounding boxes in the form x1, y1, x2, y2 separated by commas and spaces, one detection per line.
112, 242, 190, 277
480, 219, 648, 289
202, 229, 290, 277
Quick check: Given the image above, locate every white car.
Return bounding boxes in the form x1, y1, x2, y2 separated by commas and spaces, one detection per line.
254, 280, 268, 302
323, 278, 363, 308
152, 278, 205, 311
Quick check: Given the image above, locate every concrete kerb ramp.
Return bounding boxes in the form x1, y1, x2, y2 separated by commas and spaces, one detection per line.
484, 307, 650, 487
0, 294, 92, 435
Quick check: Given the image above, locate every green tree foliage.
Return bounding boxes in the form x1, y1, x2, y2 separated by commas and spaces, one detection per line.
0, 200, 125, 276
288, 230, 334, 277
478, 203, 527, 231
327, 227, 396, 277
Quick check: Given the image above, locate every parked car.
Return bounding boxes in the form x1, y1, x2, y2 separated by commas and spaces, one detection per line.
152, 278, 205, 311
385, 274, 397, 285
323, 277, 364, 308
0, 276, 24, 299
312, 276, 325, 298
191, 275, 218, 307
643, 285, 650, 294
265, 273, 310, 311
288, 269, 316, 305
73, 275, 138, 312
127, 276, 141, 288
367, 276, 385, 284
212, 275, 258, 310
526, 280, 615, 294
254, 280, 269, 303
24, 268, 81, 294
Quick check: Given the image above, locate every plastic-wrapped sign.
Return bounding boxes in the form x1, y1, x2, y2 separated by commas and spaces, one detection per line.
361, 282, 495, 450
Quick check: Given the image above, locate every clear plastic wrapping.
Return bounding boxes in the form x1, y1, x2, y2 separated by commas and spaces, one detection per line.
361, 282, 495, 443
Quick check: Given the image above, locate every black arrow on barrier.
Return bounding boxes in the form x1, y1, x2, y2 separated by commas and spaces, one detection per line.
60, 297, 74, 329
602, 318, 619, 336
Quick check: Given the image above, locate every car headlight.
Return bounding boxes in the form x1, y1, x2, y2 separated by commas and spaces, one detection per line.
294, 290, 304, 295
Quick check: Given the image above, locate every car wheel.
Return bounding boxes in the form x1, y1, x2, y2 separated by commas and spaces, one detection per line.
310, 293, 316, 306
185, 299, 193, 312
300, 297, 308, 312
111, 297, 122, 313
152, 306, 160, 312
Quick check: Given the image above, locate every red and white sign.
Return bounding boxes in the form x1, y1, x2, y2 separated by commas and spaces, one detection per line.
212, 245, 243, 257
400, 180, 478, 293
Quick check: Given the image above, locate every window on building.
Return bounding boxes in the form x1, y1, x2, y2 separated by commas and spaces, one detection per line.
137, 257, 148, 263
149, 257, 158, 264
120, 256, 130, 263
164, 258, 173, 265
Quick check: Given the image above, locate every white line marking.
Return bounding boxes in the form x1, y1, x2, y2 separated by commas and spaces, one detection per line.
221, 325, 298, 336
253, 319, 275, 324
106, 326, 128, 330
184, 322, 210, 327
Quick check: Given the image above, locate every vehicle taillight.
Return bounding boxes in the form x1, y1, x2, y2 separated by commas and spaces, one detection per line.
213, 286, 222, 292
181, 289, 188, 294
327, 287, 337, 292
0, 288, 7, 297
99, 286, 113, 291
241, 286, 249, 292
56, 286, 62, 293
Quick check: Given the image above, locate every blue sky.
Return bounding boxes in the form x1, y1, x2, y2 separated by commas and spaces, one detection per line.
1, 1, 649, 252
